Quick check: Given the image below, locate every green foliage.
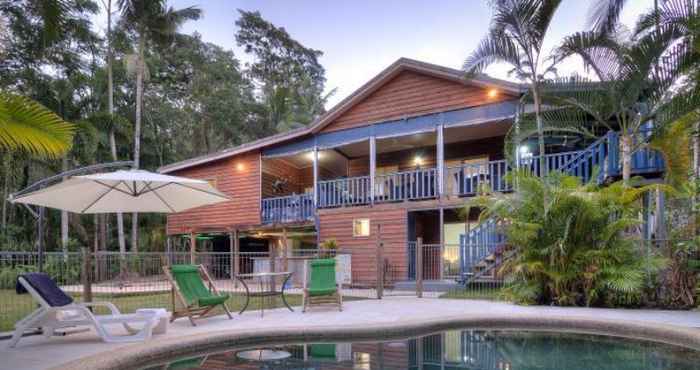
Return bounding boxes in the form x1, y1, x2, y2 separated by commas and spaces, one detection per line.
471, 171, 667, 307
235, 9, 329, 134
0, 264, 32, 289
0, 92, 75, 158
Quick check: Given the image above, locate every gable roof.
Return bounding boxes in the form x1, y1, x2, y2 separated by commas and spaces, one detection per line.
159, 58, 524, 174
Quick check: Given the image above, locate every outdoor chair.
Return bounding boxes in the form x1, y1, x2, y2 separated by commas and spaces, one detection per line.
302, 258, 342, 312
163, 264, 232, 326
9, 272, 158, 348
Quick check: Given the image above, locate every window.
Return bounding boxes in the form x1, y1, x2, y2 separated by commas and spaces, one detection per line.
353, 218, 370, 237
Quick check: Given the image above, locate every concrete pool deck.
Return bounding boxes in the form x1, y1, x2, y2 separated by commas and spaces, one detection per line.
1, 298, 700, 370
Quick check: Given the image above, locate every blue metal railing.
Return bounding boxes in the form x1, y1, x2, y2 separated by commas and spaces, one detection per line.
374, 167, 438, 202
317, 175, 371, 208
261, 193, 314, 224
263, 131, 665, 224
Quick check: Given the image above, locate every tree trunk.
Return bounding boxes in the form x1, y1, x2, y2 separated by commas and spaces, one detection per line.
621, 133, 632, 186
693, 120, 700, 236
131, 32, 145, 253
532, 88, 547, 177
1, 154, 9, 237
105, 0, 127, 260
61, 156, 69, 259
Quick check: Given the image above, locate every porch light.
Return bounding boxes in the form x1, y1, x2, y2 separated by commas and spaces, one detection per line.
488, 88, 499, 98
413, 155, 424, 167
305, 151, 322, 161
236, 162, 245, 171
518, 145, 532, 158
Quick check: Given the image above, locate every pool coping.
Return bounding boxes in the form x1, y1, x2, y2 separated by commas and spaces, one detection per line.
52, 312, 700, 370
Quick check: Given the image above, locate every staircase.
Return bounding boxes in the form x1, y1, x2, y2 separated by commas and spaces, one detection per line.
459, 130, 664, 284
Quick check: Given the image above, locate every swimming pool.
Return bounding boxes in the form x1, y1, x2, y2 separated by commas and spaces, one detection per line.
139, 329, 700, 369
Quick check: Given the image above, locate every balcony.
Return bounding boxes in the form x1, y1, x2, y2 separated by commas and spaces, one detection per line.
259, 130, 664, 222
261, 193, 314, 224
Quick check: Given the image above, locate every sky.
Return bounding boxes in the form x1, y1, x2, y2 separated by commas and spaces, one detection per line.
93, 0, 655, 108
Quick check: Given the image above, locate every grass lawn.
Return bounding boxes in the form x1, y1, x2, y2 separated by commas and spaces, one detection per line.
439, 287, 505, 300
0, 289, 308, 332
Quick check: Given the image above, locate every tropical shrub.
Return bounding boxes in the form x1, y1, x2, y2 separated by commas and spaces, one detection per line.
471, 171, 666, 307
0, 264, 32, 289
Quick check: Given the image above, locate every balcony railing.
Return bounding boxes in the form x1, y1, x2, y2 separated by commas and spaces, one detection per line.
375, 167, 438, 203
261, 193, 314, 224
261, 131, 665, 219
317, 175, 371, 208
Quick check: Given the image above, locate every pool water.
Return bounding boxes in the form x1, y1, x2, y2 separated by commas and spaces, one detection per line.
141, 329, 700, 370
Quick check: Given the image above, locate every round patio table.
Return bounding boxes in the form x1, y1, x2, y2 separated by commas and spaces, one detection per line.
235, 271, 294, 317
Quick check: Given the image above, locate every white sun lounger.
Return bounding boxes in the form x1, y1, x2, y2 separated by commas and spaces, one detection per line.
9, 273, 158, 348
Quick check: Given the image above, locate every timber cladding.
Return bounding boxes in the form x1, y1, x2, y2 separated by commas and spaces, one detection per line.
166, 151, 261, 234
319, 206, 407, 285
321, 70, 515, 133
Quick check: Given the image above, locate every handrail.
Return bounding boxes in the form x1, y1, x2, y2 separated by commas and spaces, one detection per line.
261, 193, 314, 224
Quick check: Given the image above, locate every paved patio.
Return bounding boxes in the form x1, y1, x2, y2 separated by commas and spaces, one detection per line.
2, 298, 700, 370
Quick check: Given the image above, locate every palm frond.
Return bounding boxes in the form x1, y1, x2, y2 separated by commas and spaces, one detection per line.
588, 0, 628, 35
0, 93, 75, 158
463, 32, 522, 74
554, 31, 623, 80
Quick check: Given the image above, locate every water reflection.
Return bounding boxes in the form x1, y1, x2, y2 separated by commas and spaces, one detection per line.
143, 330, 700, 370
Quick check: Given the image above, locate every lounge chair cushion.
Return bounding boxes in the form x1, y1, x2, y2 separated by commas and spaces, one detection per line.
308, 258, 338, 296
198, 294, 229, 307
16, 272, 73, 307
169, 264, 227, 307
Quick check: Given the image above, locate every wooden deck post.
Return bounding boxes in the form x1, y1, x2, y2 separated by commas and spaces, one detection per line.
436, 120, 444, 198
189, 231, 196, 264
312, 146, 319, 207
439, 208, 444, 280
233, 229, 240, 288
416, 237, 423, 298
370, 135, 376, 205
282, 228, 289, 272
228, 230, 235, 283
376, 224, 384, 299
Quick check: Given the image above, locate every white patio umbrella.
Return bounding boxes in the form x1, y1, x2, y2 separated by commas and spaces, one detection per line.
9, 169, 230, 213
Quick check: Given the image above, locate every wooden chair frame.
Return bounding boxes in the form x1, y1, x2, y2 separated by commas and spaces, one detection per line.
162, 264, 233, 326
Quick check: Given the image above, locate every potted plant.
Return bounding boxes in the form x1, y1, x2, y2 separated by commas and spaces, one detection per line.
319, 239, 338, 259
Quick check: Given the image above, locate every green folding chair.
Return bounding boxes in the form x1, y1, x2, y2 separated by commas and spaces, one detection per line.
164, 264, 232, 326
303, 258, 342, 312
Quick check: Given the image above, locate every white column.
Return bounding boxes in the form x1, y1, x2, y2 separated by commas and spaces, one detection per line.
436, 123, 445, 197
312, 146, 319, 207
369, 136, 376, 204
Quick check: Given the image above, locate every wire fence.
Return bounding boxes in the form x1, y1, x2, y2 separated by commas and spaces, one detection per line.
0, 249, 384, 333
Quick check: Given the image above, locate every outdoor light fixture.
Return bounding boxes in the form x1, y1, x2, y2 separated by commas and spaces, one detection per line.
236, 163, 245, 171
488, 89, 498, 98
413, 155, 424, 167
518, 145, 532, 157
305, 151, 322, 161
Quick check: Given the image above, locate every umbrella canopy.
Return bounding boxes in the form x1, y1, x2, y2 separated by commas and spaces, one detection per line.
9, 170, 230, 213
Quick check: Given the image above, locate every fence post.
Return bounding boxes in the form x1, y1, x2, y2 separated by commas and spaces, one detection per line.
269, 242, 277, 292
233, 229, 240, 288
376, 224, 384, 299
189, 231, 196, 264
228, 230, 235, 284
81, 247, 93, 303
416, 237, 423, 298
282, 227, 289, 272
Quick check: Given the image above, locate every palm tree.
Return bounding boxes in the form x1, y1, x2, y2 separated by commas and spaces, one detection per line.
0, 93, 75, 158
550, 17, 694, 185
100, 0, 129, 261
464, 0, 562, 176
118, 0, 201, 251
